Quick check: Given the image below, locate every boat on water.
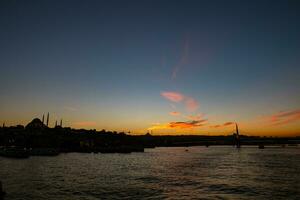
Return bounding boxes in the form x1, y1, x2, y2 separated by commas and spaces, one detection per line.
0, 146, 30, 158
287, 144, 298, 147
258, 144, 265, 149
29, 148, 60, 156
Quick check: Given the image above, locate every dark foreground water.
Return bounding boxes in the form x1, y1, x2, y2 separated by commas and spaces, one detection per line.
1, 146, 300, 200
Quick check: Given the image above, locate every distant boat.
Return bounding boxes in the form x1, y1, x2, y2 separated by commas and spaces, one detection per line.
29, 148, 59, 156
0, 146, 30, 158
258, 144, 265, 149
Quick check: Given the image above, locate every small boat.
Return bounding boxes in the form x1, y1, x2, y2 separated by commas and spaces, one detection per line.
29, 148, 59, 156
258, 144, 265, 149
0, 146, 30, 158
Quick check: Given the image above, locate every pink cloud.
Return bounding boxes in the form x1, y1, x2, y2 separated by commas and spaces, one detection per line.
170, 111, 180, 116
267, 109, 300, 126
185, 97, 199, 112
161, 91, 200, 112
161, 91, 184, 102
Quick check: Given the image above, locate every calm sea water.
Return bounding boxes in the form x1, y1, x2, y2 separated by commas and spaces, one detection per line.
0, 146, 300, 200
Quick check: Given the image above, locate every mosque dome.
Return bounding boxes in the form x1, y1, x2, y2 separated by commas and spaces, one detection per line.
25, 118, 46, 129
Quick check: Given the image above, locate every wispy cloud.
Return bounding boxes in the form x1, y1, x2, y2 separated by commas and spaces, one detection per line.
267, 109, 300, 126
170, 111, 181, 116
63, 106, 77, 111
185, 97, 199, 112
169, 120, 207, 129
210, 122, 235, 128
161, 91, 200, 112
161, 91, 184, 102
149, 119, 207, 130
172, 38, 189, 80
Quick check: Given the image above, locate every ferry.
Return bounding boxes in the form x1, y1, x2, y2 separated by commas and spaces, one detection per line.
0, 146, 30, 158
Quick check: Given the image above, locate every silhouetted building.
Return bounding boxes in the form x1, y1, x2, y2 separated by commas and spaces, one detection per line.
25, 118, 47, 129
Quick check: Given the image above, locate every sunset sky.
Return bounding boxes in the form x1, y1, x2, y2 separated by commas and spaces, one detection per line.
0, 0, 299, 136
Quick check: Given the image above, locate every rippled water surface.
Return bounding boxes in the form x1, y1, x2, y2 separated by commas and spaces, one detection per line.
1, 146, 300, 200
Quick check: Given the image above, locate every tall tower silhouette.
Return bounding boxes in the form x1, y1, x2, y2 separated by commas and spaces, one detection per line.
42, 114, 44, 124
60, 119, 62, 127
46, 112, 49, 127
55, 120, 57, 127
235, 123, 241, 148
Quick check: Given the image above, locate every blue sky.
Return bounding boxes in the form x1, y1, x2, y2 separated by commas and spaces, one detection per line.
0, 0, 300, 135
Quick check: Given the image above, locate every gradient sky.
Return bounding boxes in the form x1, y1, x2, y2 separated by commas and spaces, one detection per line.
1, 0, 300, 136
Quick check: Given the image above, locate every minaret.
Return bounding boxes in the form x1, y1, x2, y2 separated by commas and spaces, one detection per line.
60, 119, 62, 127
46, 112, 49, 127
55, 120, 57, 127
42, 114, 45, 124
2, 122, 5, 128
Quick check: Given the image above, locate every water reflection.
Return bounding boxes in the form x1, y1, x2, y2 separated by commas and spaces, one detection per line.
1, 146, 299, 200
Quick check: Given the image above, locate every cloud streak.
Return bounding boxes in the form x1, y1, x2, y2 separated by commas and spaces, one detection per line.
210, 122, 235, 128
149, 119, 207, 130
267, 109, 300, 126
161, 91, 200, 112
172, 38, 189, 80
63, 106, 77, 111
185, 97, 199, 112
169, 120, 207, 129
170, 111, 180, 116
161, 91, 184, 102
